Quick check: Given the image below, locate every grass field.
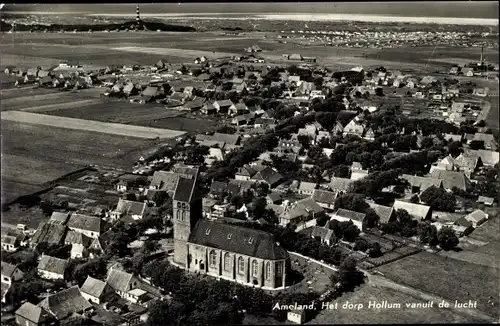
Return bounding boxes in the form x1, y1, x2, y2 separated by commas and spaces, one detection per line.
1, 86, 62, 101
1, 119, 159, 203
310, 282, 482, 324
1, 111, 186, 139
374, 252, 499, 318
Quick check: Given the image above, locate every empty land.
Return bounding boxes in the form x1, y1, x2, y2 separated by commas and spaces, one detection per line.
374, 251, 499, 318
1, 111, 186, 139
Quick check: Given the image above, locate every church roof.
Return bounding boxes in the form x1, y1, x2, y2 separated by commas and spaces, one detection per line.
174, 177, 196, 202
188, 220, 289, 261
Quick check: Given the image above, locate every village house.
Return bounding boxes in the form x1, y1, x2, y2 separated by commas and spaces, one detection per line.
430, 169, 472, 191
80, 276, 113, 304
110, 199, 147, 221
64, 230, 92, 259
454, 152, 482, 175
329, 209, 366, 231
279, 198, 325, 226
402, 174, 443, 193
88, 237, 108, 258
342, 119, 365, 138
1, 261, 24, 285
461, 67, 474, 77
328, 177, 354, 194
213, 99, 234, 114
116, 174, 147, 193
67, 213, 102, 239
15, 301, 52, 326
367, 202, 395, 225
453, 217, 474, 236
1, 235, 20, 252
30, 222, 67, 248
311, 189, 337, 210
202, 102, 217, 115
332, 121, 344, 135
297, 181, 317, 196
251, 166, 284, 188
311, 226, 336, 245
464, 209, 488, 228
288, 309, 306, 324
38, 286, 93, 322
477, 196, 494, 206
393, 200, 431, 221
37, 255, 68, 280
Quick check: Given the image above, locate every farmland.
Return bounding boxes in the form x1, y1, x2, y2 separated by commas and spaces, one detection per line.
1, 119, 159, 204
373, 251, 499, 318
1, 111, 186, 139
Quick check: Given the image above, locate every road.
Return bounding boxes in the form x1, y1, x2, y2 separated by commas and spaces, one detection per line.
363, 271, 497, 323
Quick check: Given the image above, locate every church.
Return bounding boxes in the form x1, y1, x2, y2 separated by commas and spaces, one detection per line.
172, 170, 290, 289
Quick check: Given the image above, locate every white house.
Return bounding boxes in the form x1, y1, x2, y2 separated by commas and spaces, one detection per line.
37, 255, 68, 280
67, 213, 102, 239
464, 209, 488, 228
288, 309, 306, 324
1, 235, 19, 252
80, 276, 113, 304
1, 262, 24, 285
106, 268, 148, 304
329, 208, 366, 230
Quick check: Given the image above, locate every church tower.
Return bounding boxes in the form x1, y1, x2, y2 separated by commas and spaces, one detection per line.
136, 4, 141, 23
172, 170, 200, 268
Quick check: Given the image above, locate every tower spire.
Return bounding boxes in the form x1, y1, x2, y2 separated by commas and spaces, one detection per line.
136, 4, 141, 23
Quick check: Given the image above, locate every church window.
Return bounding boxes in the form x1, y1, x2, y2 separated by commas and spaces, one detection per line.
181, 211, 186, 221
276, 262, 283, 276
238, 257, 245, 274
252, 260, 259, 277
182, 203, 187, 209
224, 253, 231, 271
205, 228, 211, 235
248, 237, 254, 244
209, 250, 217, 267
177, 202, 182, 208
266, 262, 271, 280
227, 233, 232, 240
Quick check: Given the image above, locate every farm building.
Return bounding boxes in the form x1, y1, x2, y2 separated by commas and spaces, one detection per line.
329, 208, 366, 230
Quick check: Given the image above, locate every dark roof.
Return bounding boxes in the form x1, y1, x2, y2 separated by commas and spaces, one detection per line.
335, 209, 366, 222
367, 202, 394, 224
454, 217, 473, 228
31, 222, 67, 246
210, 181, 227, 195
173, 177, 197, 202
430, 170, 471, 191
67, 214, 101, 233
64, 231, 92, 246
189, 219, 289, 260
252, 167, 283, 186
150, 171, 181, 192
38, 286, 92, 320
37, 255, 68, 275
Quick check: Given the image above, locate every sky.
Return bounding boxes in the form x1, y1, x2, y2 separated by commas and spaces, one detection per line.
2, 2, 499, 19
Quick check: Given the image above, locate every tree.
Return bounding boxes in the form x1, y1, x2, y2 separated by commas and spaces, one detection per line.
353, 238, 369, 252
342, 222, 360, 242
331, 165, 350, 178
420, 186, 456, 212
216, 125, 237, 134
375, 87, 384, 96
437, 227, 459, 250
125, 193, 137, 201
367, 242, 382, 258
338, 257, 363, 291
469, 140, 485, 150
71, 258, 107, 286
40, 200, 54, 216
297, 134, 311, 149
148, 300, 189, 326
316, 215, 329, 227
152, 191, 168, 206
106, 231, 131, 257
410, 194, 420, 204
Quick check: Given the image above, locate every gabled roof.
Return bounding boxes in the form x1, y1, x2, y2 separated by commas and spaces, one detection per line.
367, 202, 394, 224
465, 209, 488, 223
464, 149, 499, 166
173, 177, 197, 202
311, 226, 335, 241
16, 302, 46, 324
64, 230, 92, 247
49, 211, 70, 225
454, 153, 480, 170
454, 216, 473, 228
31, 222, 67, 246
150, 170, 181, 192
298, 181, 317, 192
67, 214, 101, 233
142, 86, 160, 97
329, 177, 354, 192
312, 189, 337, 204
334, 209, 366, 222
343, 119, 364, 135
430, 170, 471, 191
252, 167, 283, 186
114, 199, 147, 217
188, 219, 289, 260
393, 200, 431, 220
80, 276, 108, 298
37, 255, 68, 275
1, 235, 17, 245
38, 286, 92, 320
402, 174, 443, 192
106, 268, 134, 293
1, 261, 19, 278
214, 99, 233, 108
296, 197, 324, 215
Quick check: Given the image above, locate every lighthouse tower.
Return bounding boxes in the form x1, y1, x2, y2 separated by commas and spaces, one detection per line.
136, 4, 141, 23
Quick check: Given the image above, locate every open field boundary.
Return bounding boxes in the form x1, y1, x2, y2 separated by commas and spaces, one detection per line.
1, 111, 186, 139
18, 99, 102, 113
111, 46, 237, 59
